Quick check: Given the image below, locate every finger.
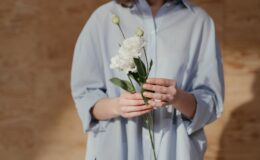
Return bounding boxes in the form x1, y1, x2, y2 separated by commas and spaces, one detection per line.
146, 78, 176, 87
143, 84, 169, 94
148, 100, 167, 108
122, 105, 153, 113
123, 92, 143, 100
120, 99, 145, 106
123, 108, 153, 118
143, 92, 171, 101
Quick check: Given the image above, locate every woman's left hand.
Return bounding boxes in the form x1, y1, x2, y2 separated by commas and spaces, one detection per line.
143, 78, 179, 108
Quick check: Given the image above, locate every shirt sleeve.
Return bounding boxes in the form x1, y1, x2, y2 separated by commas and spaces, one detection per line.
183, 17, 225, 136
70, 13, 108, 134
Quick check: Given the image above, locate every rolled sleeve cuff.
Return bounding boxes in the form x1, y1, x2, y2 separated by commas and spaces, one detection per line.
183, 90, 216, 135
75, 89, 108, 134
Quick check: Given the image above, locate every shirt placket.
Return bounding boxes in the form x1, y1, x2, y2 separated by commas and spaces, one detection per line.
145, 16, 157, 77
138, 1, 159, 160
147, 17, 159, 160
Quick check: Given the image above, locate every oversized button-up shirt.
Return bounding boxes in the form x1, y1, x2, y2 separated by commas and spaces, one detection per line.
71, 0, 225, 159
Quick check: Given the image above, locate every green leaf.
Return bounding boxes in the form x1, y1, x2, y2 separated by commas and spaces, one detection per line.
110, 77, 135, 93
133, 58, 147, 82
128, 71, 141, 85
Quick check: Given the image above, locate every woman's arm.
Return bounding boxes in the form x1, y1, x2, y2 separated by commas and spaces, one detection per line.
173, 89, 197, 119
91, 97, 119, 120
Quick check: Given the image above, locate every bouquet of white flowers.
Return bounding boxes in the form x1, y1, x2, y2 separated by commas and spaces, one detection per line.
110, 14, 157, 160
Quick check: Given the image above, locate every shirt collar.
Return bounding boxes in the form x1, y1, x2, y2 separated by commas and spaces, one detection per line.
131, 0, 191, 11
181, 0, 191, 9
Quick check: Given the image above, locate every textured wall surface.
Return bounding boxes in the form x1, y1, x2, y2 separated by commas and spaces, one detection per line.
0, 0, 259, 160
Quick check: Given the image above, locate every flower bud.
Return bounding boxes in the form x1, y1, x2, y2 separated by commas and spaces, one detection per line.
112, 14, 120, 25
135, 27, 144, 37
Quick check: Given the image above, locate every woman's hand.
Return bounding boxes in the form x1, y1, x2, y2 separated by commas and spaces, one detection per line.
114, 92, 153, 119
143, 78, 178, 108
143, 78, 197, 118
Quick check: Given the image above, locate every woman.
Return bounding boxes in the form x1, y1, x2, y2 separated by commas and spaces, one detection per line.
70, 0, 224, 159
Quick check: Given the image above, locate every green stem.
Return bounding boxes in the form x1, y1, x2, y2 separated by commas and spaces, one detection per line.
141, 85, 148, 104
118, 24, 126, 39
127, 74, 136, 92
144, 113, 156, 160
141, 85, 157, 160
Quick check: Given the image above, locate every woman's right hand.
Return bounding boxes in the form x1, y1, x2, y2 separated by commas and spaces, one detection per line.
114, 92, 153, 119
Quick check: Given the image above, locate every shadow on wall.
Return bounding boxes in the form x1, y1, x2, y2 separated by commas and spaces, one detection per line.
217, 68, 260, 160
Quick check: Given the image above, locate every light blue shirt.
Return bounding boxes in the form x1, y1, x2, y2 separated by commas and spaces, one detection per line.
70, 0, 225, 160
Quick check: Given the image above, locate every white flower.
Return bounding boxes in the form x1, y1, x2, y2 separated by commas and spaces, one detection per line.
110, 36, 144, 73
122, 36, 144, 52
110, 54, 137, 73
112, 14, 120, 25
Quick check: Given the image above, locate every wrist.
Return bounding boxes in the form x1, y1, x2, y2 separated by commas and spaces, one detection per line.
172, 88, 183, 107
111, 97, 120, 118
171, 89, 196, 119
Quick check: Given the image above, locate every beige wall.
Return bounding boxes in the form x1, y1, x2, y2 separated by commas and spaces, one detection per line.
0, 0, 259, 160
